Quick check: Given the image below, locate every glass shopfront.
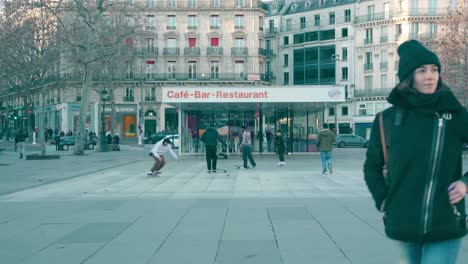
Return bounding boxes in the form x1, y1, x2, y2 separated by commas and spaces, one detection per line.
180, 107, 322, 154
164, 86, 345, 154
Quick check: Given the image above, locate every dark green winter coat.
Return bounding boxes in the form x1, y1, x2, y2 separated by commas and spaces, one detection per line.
200, 127, 226, 147
364, 86, 468, 242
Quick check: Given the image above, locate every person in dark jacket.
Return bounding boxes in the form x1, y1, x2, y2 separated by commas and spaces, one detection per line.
364, 40, 468, 263
274, 130, 286, 166
200, 127, 226, 173
15, 129, 26, 159
112, 133, 120, 151
317, 123, 336, 175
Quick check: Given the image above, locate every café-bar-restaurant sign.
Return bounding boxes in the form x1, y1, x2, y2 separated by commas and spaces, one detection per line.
162, 86, 345, 103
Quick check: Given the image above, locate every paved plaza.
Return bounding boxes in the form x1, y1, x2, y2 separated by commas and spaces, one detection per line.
0, 143, 467, 264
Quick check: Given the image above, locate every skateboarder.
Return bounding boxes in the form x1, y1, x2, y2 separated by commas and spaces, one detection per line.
147, 138, 179, 176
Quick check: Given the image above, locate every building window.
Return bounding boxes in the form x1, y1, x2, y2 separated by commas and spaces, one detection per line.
300, 17, 306, 29
328, 107, 335, 116
210, 15, 219, 29
329, 12, 335, 25
167, 61, 176, 79
342, 47, 348, 61
146, 0, 153, 8
168, 0, 175, 7
125, 87, 134, 101
147, 38, 155, 53
411, 22, 419, 36
283, 72, 289, 84
365, 28, 373, 44
210, 37, 219, 46
234, 38, 245, 48
146, 15, 155, 30
235, 0, 244, 8
380, 74, 388, 88
396, 24, 402, 37
344, 9, 351, 22
234, 61, 245, 79
146, 61, 155, 79
145, 87, 156, 101
341, 106, 348, 116
235, 15, 244, 29
283, 36, 289, 45
188, 61, 197, 79
286, 19, 292, 31
314, 15, 320, 26
341, 67, 348, 80
342, 28, 348, 37
210, 61, 219, 79
367, 5, 375, 20
188, 15, 197, 29
211, 0, 219, 8
284, 54, 289, 66
167, 15, 176, 30
365, 76, 373, 90
384, 2, 390, 18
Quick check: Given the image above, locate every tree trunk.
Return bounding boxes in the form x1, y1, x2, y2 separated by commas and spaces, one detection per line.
74, 64, 91, 155
40, 90, 47, 156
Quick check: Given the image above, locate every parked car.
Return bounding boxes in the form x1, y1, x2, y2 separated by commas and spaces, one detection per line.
143, 131, 177, 144
334, 134, 368, 148
164, 134, 179, 149
58, 136, 96, 151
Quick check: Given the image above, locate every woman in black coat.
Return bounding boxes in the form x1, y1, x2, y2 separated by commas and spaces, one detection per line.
364, 40, 467, 263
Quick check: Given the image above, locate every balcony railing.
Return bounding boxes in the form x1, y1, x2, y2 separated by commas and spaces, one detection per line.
354, 8, 448, 24
364, 63, 373, 70
231, 47, 248, 56
265, 27, 278, 35
380, 62, 388, 70
123, 96, 134, 102
354, 88, 392, 97
184, 47, 200, 56
187, 26, 197, 30
207, 47, 223, 56
234, 25, 245, 30
265, 49, 275, 56
210, 25, 220, 30
364, 38, 373, 45
166, 25, 176, 30
145, 47, 158, 55
52, 72, 271, 83
130, 0, 268, 11
258, 48, 266, 56
163, 48, 179, 56
145, 96, 156, 101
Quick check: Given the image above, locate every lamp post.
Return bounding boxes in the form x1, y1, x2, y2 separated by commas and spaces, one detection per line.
137, 50, 144, 145
100, 89, 109, 152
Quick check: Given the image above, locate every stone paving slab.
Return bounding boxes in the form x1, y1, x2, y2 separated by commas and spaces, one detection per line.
0, 148, 467, 264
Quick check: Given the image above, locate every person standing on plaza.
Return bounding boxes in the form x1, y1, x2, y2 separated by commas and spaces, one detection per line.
364, 40, 468, 264
147, 137, 179, 176
240, 125, 256, 169
316, 123, 335, 175
200, 126, 227, 173
15, 129, 26, 159
275, 130, 286, 166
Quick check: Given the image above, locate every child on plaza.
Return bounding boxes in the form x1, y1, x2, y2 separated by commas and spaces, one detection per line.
274, 130, 286, 166
147, 138, 179, 176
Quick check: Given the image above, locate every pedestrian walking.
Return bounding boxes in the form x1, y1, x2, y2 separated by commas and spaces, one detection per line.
274, 130, 286, 166
316, 123, 335, 175
147, 138, 179, 176
200, 126, 227, 173
112, 133, 120, 151
364, 39, 468, 264
15, 129, 26, 159
240, 125, 256, 169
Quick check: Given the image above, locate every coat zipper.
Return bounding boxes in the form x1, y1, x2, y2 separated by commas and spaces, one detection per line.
423, 114, 444, 234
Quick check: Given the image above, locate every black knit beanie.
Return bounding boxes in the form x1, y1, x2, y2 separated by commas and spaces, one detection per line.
397, 40, 441, 81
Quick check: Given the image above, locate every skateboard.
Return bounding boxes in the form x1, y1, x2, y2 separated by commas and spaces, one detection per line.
147, 171, 161, 177
207, 169, 228, 173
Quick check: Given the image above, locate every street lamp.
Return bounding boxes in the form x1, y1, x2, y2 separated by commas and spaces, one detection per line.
137, 50, 144, 145
100, 88, 109, 152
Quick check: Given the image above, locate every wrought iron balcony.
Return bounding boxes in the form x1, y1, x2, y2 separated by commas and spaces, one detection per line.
145, 96, 156, 101
354, 88, 392, 97
258, 48, 266, 56
163, 48, 179, 56
184, 47, 200, 56
380, 62, 388, 70
364, 63, 373, 70
265, 27, 278, 35
123, 96, 134, 102
207, 47, 223, 56
364, 38, 373, 45
231, 47, 248, 56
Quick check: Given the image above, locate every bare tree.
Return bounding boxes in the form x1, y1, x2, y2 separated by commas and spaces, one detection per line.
435, 1, 468, 107
0, 0, 62, 155
54, 0, 140, 155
